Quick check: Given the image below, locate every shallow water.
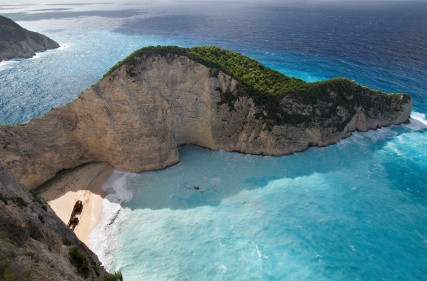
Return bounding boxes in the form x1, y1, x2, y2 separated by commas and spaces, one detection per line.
90, 120, 427, 280
1, 1, 426, 280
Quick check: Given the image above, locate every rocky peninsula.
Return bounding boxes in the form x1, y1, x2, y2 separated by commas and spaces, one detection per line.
0, 15, 59, 62
0, 46, 411, 189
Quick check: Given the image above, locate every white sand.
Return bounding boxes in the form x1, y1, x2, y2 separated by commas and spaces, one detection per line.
40, 163, 113, 247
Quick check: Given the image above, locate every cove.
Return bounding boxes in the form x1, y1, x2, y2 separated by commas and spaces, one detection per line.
90, 120, 427, 281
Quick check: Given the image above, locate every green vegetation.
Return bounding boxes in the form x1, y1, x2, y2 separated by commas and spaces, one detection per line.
93, 265, 100, 277
0, 260, 16, 281
0, 219, 25, 245
63, 238, 72, 246
0, 258, 33, 281
0, 232, 10, 243
69, 247, 89, 278
104, 46, 307, 95
104, 271, 123, 281
10, 197, 27, 208
28, 222, 43, 241
103, 46, 408, 129
0, 194, 28, 208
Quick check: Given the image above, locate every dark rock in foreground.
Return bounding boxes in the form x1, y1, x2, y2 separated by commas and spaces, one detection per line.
0, 164, 110, 280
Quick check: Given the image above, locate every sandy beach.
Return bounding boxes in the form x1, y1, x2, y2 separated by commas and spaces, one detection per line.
38, 163, 113, 246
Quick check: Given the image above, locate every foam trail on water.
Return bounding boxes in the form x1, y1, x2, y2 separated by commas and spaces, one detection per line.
89, 170, 134, 270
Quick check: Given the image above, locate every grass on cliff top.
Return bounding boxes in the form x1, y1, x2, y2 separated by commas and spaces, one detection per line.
103, 45, 398, 97
104, 46, 310, 95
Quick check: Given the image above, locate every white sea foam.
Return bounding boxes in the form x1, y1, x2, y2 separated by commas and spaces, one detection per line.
405, 112, 427, 131
361, 127, 397, 142
0, 43, 66, 73
338, 111, 427, 148
102, 170, 134, 203
32, 43, 68, 59
338, 127, 397, 147
256, 244, 262, 258
255, 244, 269, 259
0, 60, 18, 72
89, 170, 134, 270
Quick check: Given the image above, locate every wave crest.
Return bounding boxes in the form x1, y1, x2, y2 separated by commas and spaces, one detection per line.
88, 170, 134, 271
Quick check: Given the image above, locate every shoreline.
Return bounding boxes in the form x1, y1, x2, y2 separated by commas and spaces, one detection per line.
33, 113, 427, 249
39, 163, 113, 247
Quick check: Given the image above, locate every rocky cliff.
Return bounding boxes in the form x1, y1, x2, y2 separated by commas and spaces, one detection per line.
0, 164, 111, 280
0, 46, 412, 189
0, 15, 59, 62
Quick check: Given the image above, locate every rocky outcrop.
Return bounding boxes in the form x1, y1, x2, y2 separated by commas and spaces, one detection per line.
0, 164, 109, 280
0, 48, 412, 189
0, 15, 59, 62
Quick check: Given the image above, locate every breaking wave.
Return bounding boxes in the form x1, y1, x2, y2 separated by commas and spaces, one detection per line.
88, 170, 134, 270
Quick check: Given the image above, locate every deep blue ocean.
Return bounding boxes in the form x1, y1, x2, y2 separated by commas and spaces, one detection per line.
0, 1, 426, 280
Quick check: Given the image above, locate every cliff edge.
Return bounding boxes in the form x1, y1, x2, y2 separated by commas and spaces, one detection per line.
0, 164, 112, 280
0, 46, 412, 189
0, 15, 59, 62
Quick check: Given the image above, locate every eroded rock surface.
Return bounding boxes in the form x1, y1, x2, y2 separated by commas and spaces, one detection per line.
0, 53, 411, 189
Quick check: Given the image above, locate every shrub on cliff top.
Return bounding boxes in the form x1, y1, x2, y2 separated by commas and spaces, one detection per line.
104, 46, 307, 96
103, 46, 384, 97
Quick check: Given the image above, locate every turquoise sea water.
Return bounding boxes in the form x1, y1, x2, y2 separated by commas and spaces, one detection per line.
90, 122, 427, 280
0, 1, 426, 280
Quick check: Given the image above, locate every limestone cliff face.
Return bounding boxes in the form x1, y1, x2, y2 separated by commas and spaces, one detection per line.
0, 54, 411, 189
0, 16, 59, 62
0, 165, 108, 280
